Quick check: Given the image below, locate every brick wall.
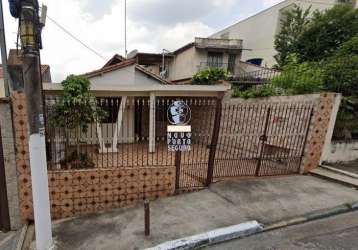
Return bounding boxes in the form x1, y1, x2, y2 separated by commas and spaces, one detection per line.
0, 98, 21, 229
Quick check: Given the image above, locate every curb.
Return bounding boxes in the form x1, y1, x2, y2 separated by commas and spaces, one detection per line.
264, 202, 358, 232
144, 221, 263, 250
145, 202, 358, 250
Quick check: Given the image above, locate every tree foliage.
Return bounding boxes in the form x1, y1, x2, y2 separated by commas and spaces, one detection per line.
49, 75, 107, 133
294, 5, 358, 62
274, 4, 311, 68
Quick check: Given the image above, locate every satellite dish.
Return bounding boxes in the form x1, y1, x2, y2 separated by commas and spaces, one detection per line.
127, 49, 138, 59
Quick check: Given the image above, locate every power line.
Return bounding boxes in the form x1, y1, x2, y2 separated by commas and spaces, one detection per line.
46, 15, 107, 61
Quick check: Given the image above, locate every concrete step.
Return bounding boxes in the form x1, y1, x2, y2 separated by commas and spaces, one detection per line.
310, 167, 358, 188
320, 165, 358, 180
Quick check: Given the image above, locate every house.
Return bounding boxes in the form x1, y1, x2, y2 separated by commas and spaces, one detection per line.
210, 0, 358, 67
43, 57, 229, 168
128, 37, 243, 84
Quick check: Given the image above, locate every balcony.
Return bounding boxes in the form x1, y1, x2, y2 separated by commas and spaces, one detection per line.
195, 37, 243, 50
197, 62, 237, 75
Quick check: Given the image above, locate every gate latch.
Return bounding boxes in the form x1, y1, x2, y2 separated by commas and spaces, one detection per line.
259, 135, 267, 141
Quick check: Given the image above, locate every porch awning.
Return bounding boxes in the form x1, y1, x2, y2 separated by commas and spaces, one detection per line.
42, 82, 230, 97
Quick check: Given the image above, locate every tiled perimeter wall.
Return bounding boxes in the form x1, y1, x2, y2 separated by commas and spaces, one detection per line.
12, 91, 337, 221
302, 93, 337, 172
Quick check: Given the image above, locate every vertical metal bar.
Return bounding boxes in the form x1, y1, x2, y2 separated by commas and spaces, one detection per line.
0, 128, 10, 231
298, 106, 314, 173
174, 150, 181, 193
144, 199, 150, 236
206, 95, 223, 186
255, 107, 271, 176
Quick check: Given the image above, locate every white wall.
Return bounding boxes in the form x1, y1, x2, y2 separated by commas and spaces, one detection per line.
89, 65, 159, 86
169, 46, 197, 81
211, 0, 341, 67
323, 141, 358, 163
169, 47, 242, 82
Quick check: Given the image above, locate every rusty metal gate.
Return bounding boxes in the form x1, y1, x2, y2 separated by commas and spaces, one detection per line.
44, 95, 313, 193
176, 99, 314, 190
0, 127, 10, 231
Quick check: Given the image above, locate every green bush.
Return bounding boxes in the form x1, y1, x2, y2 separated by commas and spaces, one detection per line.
270, 60, 324, 95
322, 55, 358, 96
192, 68, 228, 85
232, 84, 282, 99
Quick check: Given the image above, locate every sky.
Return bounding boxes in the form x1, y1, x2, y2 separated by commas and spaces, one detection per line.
2, 0, 283, 82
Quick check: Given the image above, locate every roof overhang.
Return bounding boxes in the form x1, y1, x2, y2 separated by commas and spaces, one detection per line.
43, 82, 230, 97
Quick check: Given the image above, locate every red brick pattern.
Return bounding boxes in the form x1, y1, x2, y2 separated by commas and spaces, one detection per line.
302, 93, 336, 172
12, 91, 33, 222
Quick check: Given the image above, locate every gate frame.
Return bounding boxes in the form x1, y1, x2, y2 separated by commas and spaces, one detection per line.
206, 95, 224, 186
0, 127, 11, 232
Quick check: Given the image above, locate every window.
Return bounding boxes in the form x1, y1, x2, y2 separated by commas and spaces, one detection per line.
336, 0, 356, 5
207, 52, 223, 68
228, 54, 237, 74
97, 97, 121, 123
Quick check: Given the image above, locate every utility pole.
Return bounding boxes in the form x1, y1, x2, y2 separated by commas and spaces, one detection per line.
10, 0, 53, 249
124, 0, 127, 58
0, 0, 10, 96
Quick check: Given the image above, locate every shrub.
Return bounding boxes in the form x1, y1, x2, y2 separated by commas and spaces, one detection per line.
232, 84, 282, 99
270, 60, 323, 95
192, 68, 228, 85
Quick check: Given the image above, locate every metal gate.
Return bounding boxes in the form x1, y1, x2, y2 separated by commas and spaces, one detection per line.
212, 102, 314, 179
0, 127, 10, 231
176, 100, 314, 191
174, 98, 217, 190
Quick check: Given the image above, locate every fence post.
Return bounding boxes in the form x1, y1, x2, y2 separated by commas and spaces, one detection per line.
206, 95, 223, 186
255, 107, 271, 176
174, 150, 181, 194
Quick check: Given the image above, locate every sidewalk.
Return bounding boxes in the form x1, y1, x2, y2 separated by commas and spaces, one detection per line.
0, 229, 23, 250
52, 175, 358, 250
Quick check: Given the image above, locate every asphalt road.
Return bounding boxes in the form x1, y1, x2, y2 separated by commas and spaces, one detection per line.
206, 210, 358, 250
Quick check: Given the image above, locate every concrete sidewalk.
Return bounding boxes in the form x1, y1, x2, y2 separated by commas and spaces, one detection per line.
52, 175, 358, 250
0, 230, 22, 250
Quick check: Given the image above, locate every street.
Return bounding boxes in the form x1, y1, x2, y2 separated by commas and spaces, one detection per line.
206, 211, 358, 250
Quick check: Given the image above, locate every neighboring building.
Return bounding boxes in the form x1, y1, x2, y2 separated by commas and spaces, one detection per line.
128, 37, 243, 84
1, 49, 52, 96
210, 0, 358, 67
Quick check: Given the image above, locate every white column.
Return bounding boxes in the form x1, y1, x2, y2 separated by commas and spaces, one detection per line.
29, 133, 53, 250
149, 92, 156, 153
111, 96, 127, 151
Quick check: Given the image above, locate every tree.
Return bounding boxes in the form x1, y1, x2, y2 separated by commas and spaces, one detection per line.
274, 4, 311, 68
295, 5, 358, 62
49, 75, 107, 168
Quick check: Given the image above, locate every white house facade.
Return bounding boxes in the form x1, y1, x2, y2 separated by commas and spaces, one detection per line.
210, 0, 358, 67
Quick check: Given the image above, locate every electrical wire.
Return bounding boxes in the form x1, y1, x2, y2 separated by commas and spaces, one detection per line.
46, 15, 107, 61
